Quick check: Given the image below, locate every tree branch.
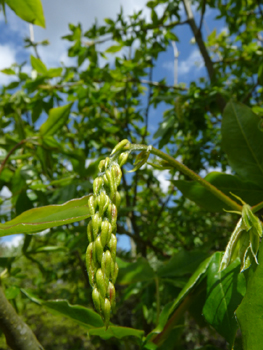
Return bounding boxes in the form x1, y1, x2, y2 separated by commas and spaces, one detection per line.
0, 286, 43, 350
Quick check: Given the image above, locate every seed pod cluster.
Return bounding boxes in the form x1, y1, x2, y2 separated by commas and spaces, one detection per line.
86, 140, 130, 328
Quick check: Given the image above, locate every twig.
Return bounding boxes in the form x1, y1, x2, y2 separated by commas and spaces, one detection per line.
0, 139, 27, 176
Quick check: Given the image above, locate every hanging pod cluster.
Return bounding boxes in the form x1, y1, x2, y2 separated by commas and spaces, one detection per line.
86, 140, 130, 328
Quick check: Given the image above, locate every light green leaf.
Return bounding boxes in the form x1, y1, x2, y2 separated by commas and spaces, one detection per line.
106, 45, 123, 53
173, 172, 263, 212
203, 253, 246, 346
22, 289, 144, 340
0, 195, 91, 236
0, 68, 15, 75
222, 102, 263, 187
30, 55, 47, 74
5, 0, 45, 27
236, 241, 263, 349
40, 103, 73, 137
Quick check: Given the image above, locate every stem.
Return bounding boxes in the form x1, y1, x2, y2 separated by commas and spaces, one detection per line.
252, 201, 263, 214
126, 144, 242, 212
0, 139, 26, 176
0, 286, 43, 350
155, 277, 160, 325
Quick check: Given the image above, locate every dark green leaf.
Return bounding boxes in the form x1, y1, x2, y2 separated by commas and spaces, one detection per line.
236, 241, 263, 349
203, 253, 246, 346
222, 102, 263, 187
173, 172, 263, 212
118, 257, 155, 285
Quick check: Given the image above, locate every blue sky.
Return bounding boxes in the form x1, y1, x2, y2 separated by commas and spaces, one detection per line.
0, 1, 226, 250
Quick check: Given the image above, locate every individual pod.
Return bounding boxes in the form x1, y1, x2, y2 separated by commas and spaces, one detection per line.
96, 268, 106, 299
100, 220, 112, 247
111, 261, 119, 284
107, 281, 116, 309
93, 177, 103, 196
95, 236, 104, 263
103, 173, 110, 188
110, 139, 130, 156
118, 151, 129, 167
107, 204, 117, 233
92, 288, 101, 313
97, 191, 110, 217
111, 164, 122, 187
88, 195, 97, 216
105, 169, 115, 199
92, 213, 102, 237
86, 242, 97, 287
87, 221, 94, 243
101, 250, 112, 286
112, 191, 121, 209
104, 298, 111, 329
109, 234, 117, 262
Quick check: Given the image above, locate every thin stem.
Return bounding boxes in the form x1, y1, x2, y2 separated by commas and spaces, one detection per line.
252, 201, 263, 214
155, 277, 160, 325
125, 144, 242, 212
0, 139, 27, 176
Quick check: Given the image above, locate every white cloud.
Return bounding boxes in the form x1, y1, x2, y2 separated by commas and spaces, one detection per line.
163, 48, 204, 78
1, 234, 24, 248
0, 185, 12, 198
153, 169, 171, 193
0, 44, 16, 85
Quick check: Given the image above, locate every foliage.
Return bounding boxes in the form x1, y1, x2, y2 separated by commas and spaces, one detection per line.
0, 0, 263, 349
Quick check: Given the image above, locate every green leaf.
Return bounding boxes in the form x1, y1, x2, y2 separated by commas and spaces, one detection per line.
21, 289, 104, 328
30, 55, 47, 74
0, 68, 15, 75
105, 45, 123, 53
222, 102, 263, 187
203, 253, 246, 346
157, 249, 209, 278
40, 103, 73, 137
5, 286, 20, 299
149, 254, 213, 337
0, 195, 91, 236
117, 257, 155, 285
5, 0, 45, 27
22, 289, 144, 340
236, 240, 263, 349
173, 172, 263, 212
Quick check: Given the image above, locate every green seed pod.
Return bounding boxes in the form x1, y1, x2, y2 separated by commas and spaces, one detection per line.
92, 288, 101, 313
112, 191, 121, 209
111, 262, 119, 284
107, 204, 117, 233
95, 236, 104, 263
101, 250, 112, 284
92, 213, 102, 237
93, 177, 103, 196
87, 221, 93, 243
97, 191, 110, 217
104, 298, 111, 329
118, 151, 129, 167
103, 173, 110, 187
104, 157, 110, 169
96, 268, 106, 299
107, 281, 116, 308
86, 243, 97, 287
88, 195, 97, 216
98, 159, 106, 172
111, 164, 122, 187
105, 169, 115, 198
110, 139, 130, 156
100, 220, 112, 247
109, 234, 117, 262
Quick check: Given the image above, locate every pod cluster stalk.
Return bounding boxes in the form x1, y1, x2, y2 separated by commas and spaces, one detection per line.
86, 140, 130, 328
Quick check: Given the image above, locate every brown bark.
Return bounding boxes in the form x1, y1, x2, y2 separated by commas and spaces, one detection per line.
0, 287, 43, 350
